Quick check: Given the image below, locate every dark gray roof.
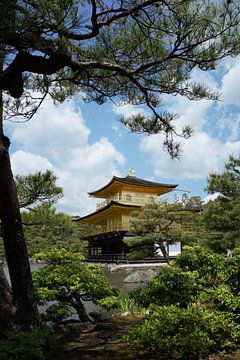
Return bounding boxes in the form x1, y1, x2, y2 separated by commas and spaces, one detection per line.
88, 176, 177, 196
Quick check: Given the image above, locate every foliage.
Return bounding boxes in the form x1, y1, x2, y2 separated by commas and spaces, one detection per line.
33, 249, 118, 322
16, 170, 63, 209
125, 246, 240, 358
128, 201, 202, 262
223, 248, 240, 295
0, 170, 87, 259
174, 245, 225, 284
22, 203, 87, 256
1, 1, 240, 156
15, 170, 79, 256
130, 265, 198, 308
125, 305, 240, 360
99, 294, 139, 313
0, 327, 56, 360
202, 155, 240, 252
0, 203, 87, 260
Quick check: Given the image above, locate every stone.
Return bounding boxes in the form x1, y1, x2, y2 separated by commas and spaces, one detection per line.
124, 269, 156, 283
56, 320, 97, 337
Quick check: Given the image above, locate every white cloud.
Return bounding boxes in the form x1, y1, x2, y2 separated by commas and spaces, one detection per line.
55, 138, 125, 215
112, 103, 149, 118
11, 98, 90, 162
169, 96, 212, 133
138, 57, 240, 183
221, 57, 240, 107
8, 96, 125, 215
11, 150, 53, 175
140, 132, 240, 180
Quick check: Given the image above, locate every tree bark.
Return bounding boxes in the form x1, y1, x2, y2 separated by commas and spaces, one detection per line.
73, 294, 92, 323
0, 264, 14, 335
0, 93, 39, 329
159, 241, 170, 263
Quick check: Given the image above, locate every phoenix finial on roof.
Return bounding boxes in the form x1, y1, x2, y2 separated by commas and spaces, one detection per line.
128, 168, 136, 177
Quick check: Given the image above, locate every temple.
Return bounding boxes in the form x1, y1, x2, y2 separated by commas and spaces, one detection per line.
75, 172, 177, 262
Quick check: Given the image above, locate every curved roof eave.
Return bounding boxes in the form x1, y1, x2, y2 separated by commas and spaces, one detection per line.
88, 176, 178, 196
76, 200, 141, 222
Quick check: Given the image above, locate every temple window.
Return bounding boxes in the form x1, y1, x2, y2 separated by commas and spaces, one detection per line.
126, 194, 132, 202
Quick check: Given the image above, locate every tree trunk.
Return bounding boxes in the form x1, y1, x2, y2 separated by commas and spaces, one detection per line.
72, 293, 92, 323
0, 94, 39, 329
0, 264, 14, 335
159, 241, 170, 263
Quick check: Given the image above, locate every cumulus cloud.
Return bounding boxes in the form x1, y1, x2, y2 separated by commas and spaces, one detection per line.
140, 132, 240, 180
221, 57, 240, 107
112, 103, 149, 118
11, 150, 53, 176
203, 193, 221, 204
11, 98, 90, 162
8, 96, 125, 215
168, 96, 212, 133
138, 57, 240, 183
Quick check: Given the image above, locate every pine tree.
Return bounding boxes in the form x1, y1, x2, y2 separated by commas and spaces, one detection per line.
202, 155, 240, 252
128, 199, 202, 262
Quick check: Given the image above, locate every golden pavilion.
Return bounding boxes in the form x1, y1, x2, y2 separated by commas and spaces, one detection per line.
76, 172, 177, 261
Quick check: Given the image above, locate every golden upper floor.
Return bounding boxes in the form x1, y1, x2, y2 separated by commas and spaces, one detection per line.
89, 175, 177, 210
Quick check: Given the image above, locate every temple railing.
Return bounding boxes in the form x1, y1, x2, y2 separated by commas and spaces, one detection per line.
87, 253, 126, 262
96, 195, 157, 210
85, 254, 178, 263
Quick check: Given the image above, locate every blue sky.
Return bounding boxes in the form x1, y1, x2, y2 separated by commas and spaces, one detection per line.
4, 55, 240, 216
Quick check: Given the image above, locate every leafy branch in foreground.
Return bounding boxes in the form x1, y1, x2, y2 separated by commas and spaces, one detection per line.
1, 0, 240, 156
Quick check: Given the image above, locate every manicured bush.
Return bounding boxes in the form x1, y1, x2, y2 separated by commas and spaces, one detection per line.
126, 247, 240, 359
33, 249, 118, 322
125, 305, 240, 360
130, 265, 198, 308
174, 246, 225, 284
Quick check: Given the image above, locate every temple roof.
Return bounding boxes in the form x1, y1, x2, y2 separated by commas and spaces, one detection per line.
74, 200, 141, 223
88, 175, 178, 198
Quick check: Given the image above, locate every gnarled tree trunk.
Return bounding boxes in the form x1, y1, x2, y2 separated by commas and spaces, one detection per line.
0, 92, 39, 330
0, 264, 14, 335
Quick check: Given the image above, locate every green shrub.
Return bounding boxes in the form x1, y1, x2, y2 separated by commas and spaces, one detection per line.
199, 284, 240, 323
33, 249, 118, 322
223, 248, 240, 295
0, 328, 55, 360
99, 294, 140, 312
130, 265, 198, 308
125, 305, 240, 360
174, 246, 225, 284
99, 295, 120, 310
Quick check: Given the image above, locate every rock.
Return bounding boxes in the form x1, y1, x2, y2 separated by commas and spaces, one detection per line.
109, 264, 119, 272
64, 337, 105, 351
124, 269, 156, 283
56, 320, 97, 336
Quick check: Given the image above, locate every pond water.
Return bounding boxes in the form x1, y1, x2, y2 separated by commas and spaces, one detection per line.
3, 262, 142, 317
3, 263, 141, 292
